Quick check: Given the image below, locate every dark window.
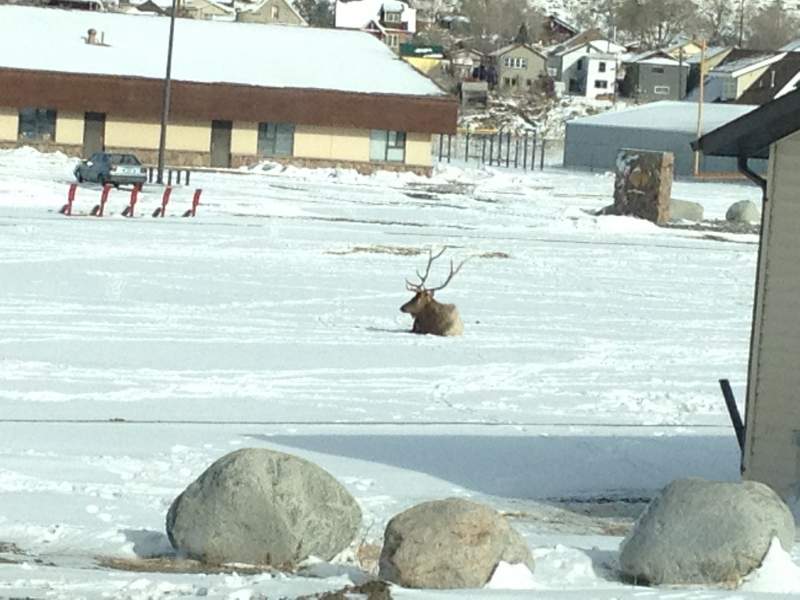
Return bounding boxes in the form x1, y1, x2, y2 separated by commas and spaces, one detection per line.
18, 108, 56, 142
594, 80, 608, 89
651, 67, 665, 74
370, 130, 406, 162
258, 122, 294, 157
598, 62, 607, 72
577, 58, 584, 70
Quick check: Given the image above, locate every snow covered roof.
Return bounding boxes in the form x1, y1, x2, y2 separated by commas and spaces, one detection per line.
780, 38, 800, 52
713, 51, 785, 77
685, 46, 731, 64
569, 101, 757, 134
235, 0, 306, 23
335, 0, 416, 33
0, 5, 443, 96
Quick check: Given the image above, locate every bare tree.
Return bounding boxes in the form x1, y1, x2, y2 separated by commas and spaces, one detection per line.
295, 0, 334, 27
460, 0, 543, 45
747, 0, 798, 50
400, 248, 467, 337
617, 0, 700, 48
698, 0, 737, 44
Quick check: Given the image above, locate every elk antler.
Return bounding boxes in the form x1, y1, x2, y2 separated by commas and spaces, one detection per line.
427, 256, 470, 292
406, 247, 447, 291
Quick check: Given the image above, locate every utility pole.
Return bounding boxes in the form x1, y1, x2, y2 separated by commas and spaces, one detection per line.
694, 40, 706, 177
738, 0, 745, 46
157, 0, 178, 185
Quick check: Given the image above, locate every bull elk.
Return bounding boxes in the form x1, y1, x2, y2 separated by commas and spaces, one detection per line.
400, 248, 467, 336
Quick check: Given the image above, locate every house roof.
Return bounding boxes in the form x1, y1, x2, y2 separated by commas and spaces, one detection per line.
571, 100, 756, 135
736, 54, 800, 105
624, 49, 677, 64
780, 38, 800, 52
685, 46, 731, 65
692, 87, 800, 159
489, 43, 545, 59
235, 0, 307, 24
546, 13, 578, 35
548, 28, 604, 55
335, 0, 415, 33
0, 5, 443, 96
712, 49, 784, 76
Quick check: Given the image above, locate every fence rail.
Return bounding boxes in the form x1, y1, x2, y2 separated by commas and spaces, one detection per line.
433, 133, 563, 170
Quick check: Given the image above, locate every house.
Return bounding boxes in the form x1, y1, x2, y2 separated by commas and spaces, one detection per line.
45, 0, 105, 11
548, 34, 627, 98
540, 13, 578, 45
0, 6, 455, 174
180, 0, 235, 20
449, 47, 484, 80
564, 101, 761, 176
663, 38, 702, 61
235, 0, 307, 25
621, 50, 690, 102
691, 50, 786, 103
335, 0, 416, 53
736, 54, 800, 105
488, 43, 547, 94
692, 87, 800, 503
399, 43, 445, 75
684, 46, 733, 96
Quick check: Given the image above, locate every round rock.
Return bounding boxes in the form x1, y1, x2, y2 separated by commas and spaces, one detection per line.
619, 478, 795, 586
166, 448, 361, 568
669, 199, 704, 222
726, 200, 760, 223
379, 497, 533, 589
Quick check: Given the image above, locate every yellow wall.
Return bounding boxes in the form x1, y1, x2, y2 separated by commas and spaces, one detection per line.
105, 118, 210, 152
403, 56, 442, 75
0, 107, 18, 141
737, 66, 770, 98
55, 112, 84, 146
294, 125, 370, 162
405, 132, 432, 167
231, 122, 258, 155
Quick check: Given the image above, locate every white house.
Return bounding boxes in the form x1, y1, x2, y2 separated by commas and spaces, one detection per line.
549, 38, 627, 98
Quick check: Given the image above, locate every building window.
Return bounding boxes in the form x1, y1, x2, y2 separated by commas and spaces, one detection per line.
271, 4, 279, 19
503, 76, 511, 86
370, 130, 406, 162
598, 61, 606, 72
503, 56, 528, 69
594, 80, 608, 89
384, 10, 401, 22
18, 108, 56, 142
385, 33, 399, 48
651, 67, 665, 74
653, 85, 670, 95
526, 79, 533, 86
258, 122, 294, 157
577, 58, 584, 71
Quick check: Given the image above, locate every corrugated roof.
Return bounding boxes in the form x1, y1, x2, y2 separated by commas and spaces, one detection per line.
570, 100, 756, 134
0, 5, 443, 96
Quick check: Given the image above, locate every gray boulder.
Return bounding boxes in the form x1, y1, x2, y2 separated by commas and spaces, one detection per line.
166, 448, 361, 568
669, 199, 704, 222
619, 478, 795, 586
379, 498, 533, 589
726, 200, 760, 223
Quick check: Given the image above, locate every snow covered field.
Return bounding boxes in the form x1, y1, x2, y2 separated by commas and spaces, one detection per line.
0, 148, 796, 598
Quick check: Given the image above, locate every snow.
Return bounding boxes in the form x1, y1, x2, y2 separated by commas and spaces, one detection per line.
0, 146, 795, 598
0, 5, 440, 96
568, 101, 757, 134
740, 537, 800, 593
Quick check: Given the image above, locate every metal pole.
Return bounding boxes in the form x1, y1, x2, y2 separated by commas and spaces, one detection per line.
465, 132, 470, 163
447, 134, 452, 163
540, 139, 546, 170
481, 136, 486, 164
531, 131, 537, 170
694, 40, 706, 177
514, 136, 519, 168
505, 131, 511, 168
438, 134, 444, 161
719, 379, 746, 452
523, 133, 528, 170
157, 0, 178, 185
489, 135, 494, 166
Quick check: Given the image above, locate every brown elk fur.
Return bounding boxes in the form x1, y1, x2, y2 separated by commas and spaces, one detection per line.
400, 248, 466, 337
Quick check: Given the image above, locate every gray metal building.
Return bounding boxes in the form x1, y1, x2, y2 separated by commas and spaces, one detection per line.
563, 101, 766, 176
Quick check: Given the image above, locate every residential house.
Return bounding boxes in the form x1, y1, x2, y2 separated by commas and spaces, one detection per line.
692, 87, 800, 503
236, 0, 307, 25
621, 50, 690, 102
684, 46, 733, 95
703, 50, 786, 102
0, 6, 456, 174
449, 47, 484, 80
489, 43, 547, 94
180, 0, 235, 20
663, 38, 702, 61
735, 54, 800, 104
540, 13, 578, 45
548, 34, 627, 98
335, 0, 416, 53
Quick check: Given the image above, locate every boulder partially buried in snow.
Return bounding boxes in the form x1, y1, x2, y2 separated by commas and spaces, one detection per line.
726, 200, 760, 223
669, 199, 704, 222
619, 478, 795, 586
379, 498, 533, 589
166, 448, 361, 568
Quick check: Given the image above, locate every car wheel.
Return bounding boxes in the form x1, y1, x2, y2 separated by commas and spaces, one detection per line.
76, 172, 83, 183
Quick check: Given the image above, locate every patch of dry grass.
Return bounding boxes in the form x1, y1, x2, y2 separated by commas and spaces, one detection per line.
97, 556, 278, 575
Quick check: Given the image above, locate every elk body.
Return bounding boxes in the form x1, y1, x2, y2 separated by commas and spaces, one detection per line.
400, 249, 466, 337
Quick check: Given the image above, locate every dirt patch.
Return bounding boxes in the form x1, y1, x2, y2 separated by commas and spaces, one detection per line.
477, 251, 511, 259
299, 580, 392, 600
97, 556, 278, 575
326, 245, 426, 257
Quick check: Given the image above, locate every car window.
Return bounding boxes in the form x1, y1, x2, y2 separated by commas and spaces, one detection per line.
120, 155, 141, 165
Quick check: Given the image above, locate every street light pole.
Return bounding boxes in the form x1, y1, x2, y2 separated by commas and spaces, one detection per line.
157, 0, 178, 185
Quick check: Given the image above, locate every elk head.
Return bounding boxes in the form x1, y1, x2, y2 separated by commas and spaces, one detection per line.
400, 248, 466, 318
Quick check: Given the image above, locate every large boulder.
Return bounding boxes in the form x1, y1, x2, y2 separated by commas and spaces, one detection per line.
166, 448, 361, 568
726, 200, 760, 223
379, 498, 533, 589
619, 479, 795, 586
669, 199, 704, 222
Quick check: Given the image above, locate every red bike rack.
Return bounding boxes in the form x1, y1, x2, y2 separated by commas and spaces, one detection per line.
91, 184, 112, 217
152, 186, 172, 218
182, 189, 202, 217
60, 183, 78, 216
122, 185, 140, 218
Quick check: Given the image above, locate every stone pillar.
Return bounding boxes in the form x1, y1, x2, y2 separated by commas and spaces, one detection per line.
613, 149, 674, 225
